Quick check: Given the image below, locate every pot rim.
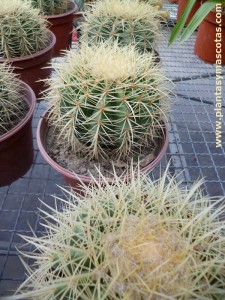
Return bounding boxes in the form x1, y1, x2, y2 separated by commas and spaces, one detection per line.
0, 80, 36, 143
204, 9, 225, 25
37, 109, 169, 183
0, 30, 56, 63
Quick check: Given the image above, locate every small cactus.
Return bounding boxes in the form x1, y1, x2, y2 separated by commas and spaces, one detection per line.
0, 63, 27, 135
11, 166, 225, 299
81, 0, 169, 52
0, 0, 49, 59
46, 43, 170, 160
30, 0, 71, 15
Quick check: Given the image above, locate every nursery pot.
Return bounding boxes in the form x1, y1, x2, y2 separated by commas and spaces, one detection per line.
37, 110, 169, 192
177, 0, 202, 24
194, 11, 225, 65
0, 80, 36, 187
0, 31, 56, 100
47, 1, 78, 57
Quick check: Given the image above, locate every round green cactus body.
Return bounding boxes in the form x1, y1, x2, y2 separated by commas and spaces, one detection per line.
13, 167, 225, 299
31, 0, 71, 15
81, 0, 165, 52
48, 44, 169, 159
0, 64, 27, 135
0, 0, 49, 59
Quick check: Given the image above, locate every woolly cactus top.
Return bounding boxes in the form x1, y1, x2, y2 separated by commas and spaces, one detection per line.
12, 167, 225, 299
47, 43, 170, 160
88, 0, 161, 21
81, 0, 168, 52
0, 0, 49, 58
0, 64, 27, 135
31, 0, 71, 15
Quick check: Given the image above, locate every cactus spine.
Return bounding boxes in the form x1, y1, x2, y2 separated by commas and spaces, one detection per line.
11, 167, 225, 299
0, 0, 49, 59
0, 64, 27, 135
47, 43, 170, 160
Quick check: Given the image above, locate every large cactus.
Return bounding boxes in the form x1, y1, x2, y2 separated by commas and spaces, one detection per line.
0, 64, 27, 135
0, 0, 49, 59
12, 167, 225, 299
30, 0, 71, 15
47, 43, 170, 160
81, 0, 169, 52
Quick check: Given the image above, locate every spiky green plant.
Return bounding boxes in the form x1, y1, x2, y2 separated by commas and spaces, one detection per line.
0, 0, 49, 59
0, 63, 28, 135
30, 0, 71, 15
46, 43, 170, 160
10, 166, 225, 299
81, 0, 169, 52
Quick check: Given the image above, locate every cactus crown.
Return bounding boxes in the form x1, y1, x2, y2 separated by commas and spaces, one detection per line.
13, 167, 225, 299
30, 0, 71, 15
47, 43, 170, 160
0, 64, 27, 135
0, 0, 49, 59
81, 0, 163, 52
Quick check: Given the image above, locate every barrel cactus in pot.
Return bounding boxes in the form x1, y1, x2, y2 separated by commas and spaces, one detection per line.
0, 64, 27, 135
37, 43, 170, 188
0, 63, 36, 186
0, 0, 49, 59
80, 0, 169, 52
10, 167, 225, 299
0, 0, 56, 98
29, 0, 78, 56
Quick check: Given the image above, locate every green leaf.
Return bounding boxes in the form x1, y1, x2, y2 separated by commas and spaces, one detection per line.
169, 0, 225, 45
180, 0, 219, 42
169, 0, 197, 45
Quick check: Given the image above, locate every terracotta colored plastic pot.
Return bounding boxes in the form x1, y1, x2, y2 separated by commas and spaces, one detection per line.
177, 0, 202, 24
0, 31, 56, 100
0, 80, 36, 187
47, 2, 78, 57
194, 11, 225, 65
37, 110, 169, 192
